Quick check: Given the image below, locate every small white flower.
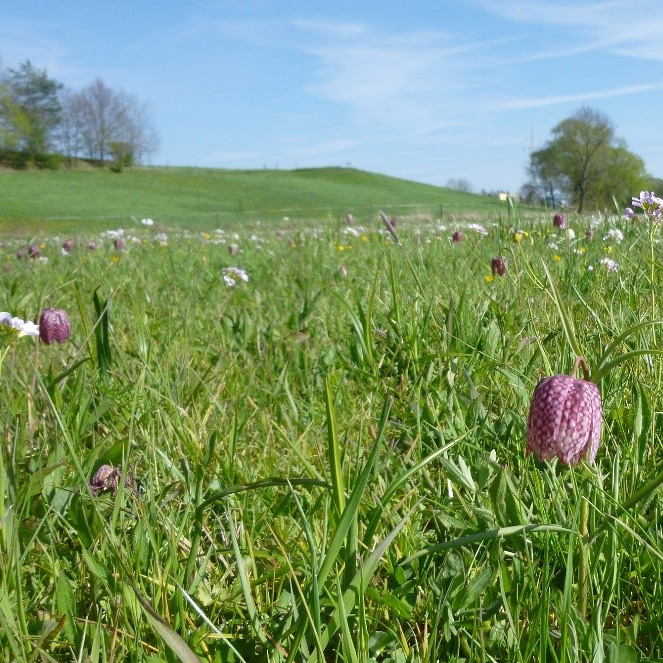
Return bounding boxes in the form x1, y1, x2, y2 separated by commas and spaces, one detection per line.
465, 223, 489, 236
141, 218, 155, 226
599, 258, 618, 272
566, 228, 575, 240
603, 228, 624, 243
0, 312, 40, 337
101, 229, 124, 239
222, 267, 249, 287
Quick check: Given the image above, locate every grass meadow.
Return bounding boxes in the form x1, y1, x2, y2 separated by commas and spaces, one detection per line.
1, 169, 663, 662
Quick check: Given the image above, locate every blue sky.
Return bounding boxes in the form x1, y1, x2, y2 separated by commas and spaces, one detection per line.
2, 0, 663, 192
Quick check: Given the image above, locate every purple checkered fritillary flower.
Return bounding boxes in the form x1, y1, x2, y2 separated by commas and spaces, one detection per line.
526, 357, 602, 465
553, 213, 566, 229
491, 256, 507, 276
39, 308, 71, 345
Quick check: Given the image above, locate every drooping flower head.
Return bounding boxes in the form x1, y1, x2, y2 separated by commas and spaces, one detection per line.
39, 308, 71, 345
526, 357, 602, 465
491, 256, 507, 276
89, 464, 137, 496
452, 230, 463, 243
553, 213, 566, 229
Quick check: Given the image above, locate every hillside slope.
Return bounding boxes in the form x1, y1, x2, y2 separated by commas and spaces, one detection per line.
0, 165, 510, 229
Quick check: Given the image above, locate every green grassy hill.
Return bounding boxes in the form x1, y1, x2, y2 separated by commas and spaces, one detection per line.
0, 165, 512, 234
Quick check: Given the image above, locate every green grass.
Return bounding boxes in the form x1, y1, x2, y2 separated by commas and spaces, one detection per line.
0, 165, 511, 234
0, 188, 662, 662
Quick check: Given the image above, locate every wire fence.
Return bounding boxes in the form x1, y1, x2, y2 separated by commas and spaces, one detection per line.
39, 200, 515, 231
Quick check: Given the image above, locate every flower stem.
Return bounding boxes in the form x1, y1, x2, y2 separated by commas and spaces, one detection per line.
572, 356, 590, 381
578, 496, 589, 619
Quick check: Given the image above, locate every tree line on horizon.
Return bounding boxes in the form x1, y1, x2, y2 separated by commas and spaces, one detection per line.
0, 59, 158, 172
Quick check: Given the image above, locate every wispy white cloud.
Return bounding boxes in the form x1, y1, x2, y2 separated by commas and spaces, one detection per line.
289, 19, 365, 40
499, 82, 663, 110
293, 23, 498, 132
0, 17, 69, 77
470, 0, 663, 60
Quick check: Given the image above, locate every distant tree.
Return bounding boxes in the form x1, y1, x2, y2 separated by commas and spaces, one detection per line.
525, 106, 648, 212
70, 78, 158, 166
526, 144, 566, 208
595, 142, 648, 211
446, 177, 473, 193
648, 177, 663, 195
3, 60, 62, 158
58, 88, 87, 164
0, 82, 24, 150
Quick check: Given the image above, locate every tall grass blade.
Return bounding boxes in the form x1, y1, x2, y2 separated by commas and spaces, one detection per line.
226, 507, 269, 645
306, 502, 420, 663
325, 376, 346, 516
541, 260, 582, 359
132, 587, 202, 663
92, 286, 112, 372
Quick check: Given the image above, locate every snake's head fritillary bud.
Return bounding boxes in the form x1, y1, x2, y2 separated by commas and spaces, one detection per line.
452, 231, 463, 243
553, 213, 566, 228
62, 239, 75, 253
491, 256, 507, 276
90, 464, 137, 496
114, 237, 125, 251
28, 244, 41, 259
39, 308, 71, 345
526, 357, 602, 465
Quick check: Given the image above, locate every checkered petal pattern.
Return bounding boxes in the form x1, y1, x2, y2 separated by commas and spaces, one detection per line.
526, 373, 602, 465
39, 308, 71, 345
